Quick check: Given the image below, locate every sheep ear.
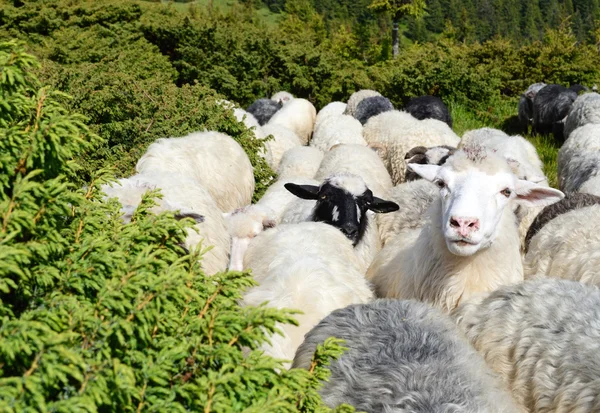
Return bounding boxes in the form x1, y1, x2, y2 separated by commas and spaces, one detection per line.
515, 180, 564, 208
406, 164, 441, 182
404, 146, 428, 159
368, 197, 399, 213
284, 183, 320, 200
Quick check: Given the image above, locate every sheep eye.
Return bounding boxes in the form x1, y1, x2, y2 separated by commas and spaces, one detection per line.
320, 195, 327, 200
435, 180, 446, 189
501, 188, 512, 197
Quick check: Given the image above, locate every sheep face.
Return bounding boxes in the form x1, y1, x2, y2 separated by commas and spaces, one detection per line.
285, 174, 398, 246
409, 149, 564, 257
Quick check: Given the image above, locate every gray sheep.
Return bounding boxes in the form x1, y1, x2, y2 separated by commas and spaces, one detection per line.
293, 299, 521, 413
246, 98, 283, 125
354, 95, 394, 125
524, 192, 600, 253
404, 95, 453, 128
454, 278, 600, 412
532, 84, 578, 142
517, 82, 546, 131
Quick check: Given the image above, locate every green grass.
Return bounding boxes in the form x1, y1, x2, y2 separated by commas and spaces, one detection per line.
450, 98, 560, 188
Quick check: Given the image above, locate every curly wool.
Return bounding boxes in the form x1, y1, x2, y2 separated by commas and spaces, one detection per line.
375, 179, 439, 247
293, 299, 520, 413
343, 89, 381, 117
246, 98, 282, 125
453, 278, 600, 412
524, 204, 600, 286
563, 92, 600, 139
558, 123, 600, 195
354, 95, 394, 125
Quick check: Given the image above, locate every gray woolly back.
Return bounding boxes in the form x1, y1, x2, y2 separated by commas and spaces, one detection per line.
354, 96, 394, 125
292, 299, 518, 413
453, 278, 600, 412
246, 98, 283, 125
524, 192, 600, 252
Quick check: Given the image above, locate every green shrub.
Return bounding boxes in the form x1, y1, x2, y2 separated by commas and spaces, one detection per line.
0, 39, 353, 413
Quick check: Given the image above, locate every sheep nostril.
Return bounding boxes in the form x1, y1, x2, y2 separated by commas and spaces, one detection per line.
450, 218, 460, 228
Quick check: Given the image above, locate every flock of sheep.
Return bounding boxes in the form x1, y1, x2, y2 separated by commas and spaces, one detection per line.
102, 85, 600, 412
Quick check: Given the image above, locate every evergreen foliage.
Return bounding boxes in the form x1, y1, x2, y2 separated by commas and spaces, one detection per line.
0, 39, 354, 412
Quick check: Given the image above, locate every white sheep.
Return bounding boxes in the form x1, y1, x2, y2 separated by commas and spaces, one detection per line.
367, 147, 564, 312
310, 114, 366, 152
271, 91, 294, 104
256, 176, 320, 223
563, 92, 600, 139
267, 98, 317, 145
261, 124, 302, 170
136, 131, 255, 212
362, 110, 419, 169
558, 123, 600, 196
102, 172, 230, 275
460, 128, 546, 184
314, 101, 347, 129
453, 278, 600, 412
363, 111, 459, 184
315, 143, 393, 197
375, 179, 438, 247
281, 173, 399, 274
240, 222, 374, 368
459, 127, 550, 251
293, 299, 522, 413
524, 199, 600, 286
277, 146, 324, 179
343, 89, 381, 117
233, 107, 266, 140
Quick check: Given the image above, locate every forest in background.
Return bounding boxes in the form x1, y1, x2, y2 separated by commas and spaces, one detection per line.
248, 0, 600, 45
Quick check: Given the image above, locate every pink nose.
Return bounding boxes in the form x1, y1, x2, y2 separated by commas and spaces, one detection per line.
449, 216, 480, 237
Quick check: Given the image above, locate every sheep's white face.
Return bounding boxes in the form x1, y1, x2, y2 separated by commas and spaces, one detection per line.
409, 153, 564, 257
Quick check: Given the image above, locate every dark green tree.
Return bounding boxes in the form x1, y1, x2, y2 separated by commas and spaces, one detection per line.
368, 0, 427, 57
425, 0, 445, 33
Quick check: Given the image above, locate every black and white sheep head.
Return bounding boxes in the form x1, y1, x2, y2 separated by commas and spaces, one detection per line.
284, 174, 399, 246
407, 147, 564, 257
